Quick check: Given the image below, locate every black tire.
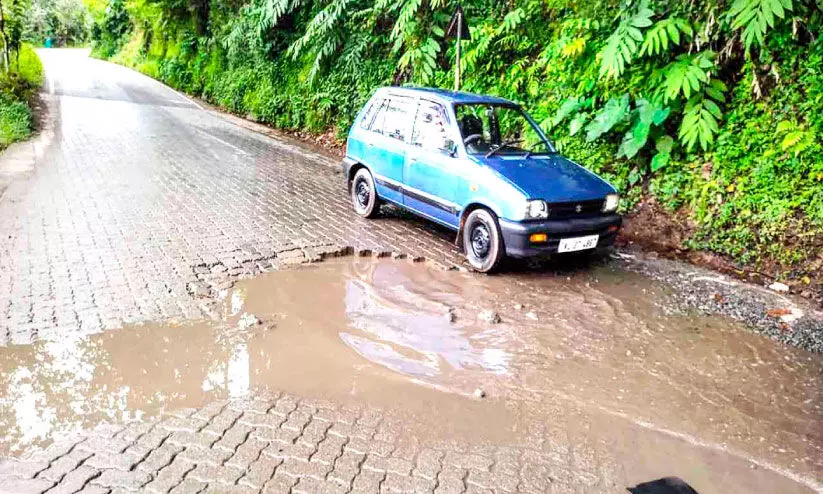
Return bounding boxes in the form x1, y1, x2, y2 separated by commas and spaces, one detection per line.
351, 168, 379, 218
462, 208, 505, 273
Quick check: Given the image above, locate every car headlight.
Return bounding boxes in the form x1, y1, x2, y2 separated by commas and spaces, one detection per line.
525, 200, 549, 219
602, 194, 620, 213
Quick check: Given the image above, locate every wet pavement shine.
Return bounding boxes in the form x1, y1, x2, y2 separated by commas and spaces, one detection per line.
0, 49, 821, 493
1, 258, 820, 493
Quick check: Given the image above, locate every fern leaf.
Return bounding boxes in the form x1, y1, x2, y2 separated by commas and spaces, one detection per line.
728, 0, 793, 52
775, 120, 795, 133
640, 17, 692, 56
598, 5, 655, 79
561, 37, 587, 58
679, 96, 721, 151
781, 131, 803, 151
661, 52, 715, 102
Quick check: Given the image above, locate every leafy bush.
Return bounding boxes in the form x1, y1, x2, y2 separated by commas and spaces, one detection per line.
0, 44, 44, 149
0, 98, 33, 146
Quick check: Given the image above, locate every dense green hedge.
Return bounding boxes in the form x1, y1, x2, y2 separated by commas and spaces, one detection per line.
91, 0, 823, 284
0, 44, 45, 149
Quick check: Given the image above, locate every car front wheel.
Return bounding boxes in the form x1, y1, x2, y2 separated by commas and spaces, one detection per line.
351, 168, 379, 218
462, 208, 504, 273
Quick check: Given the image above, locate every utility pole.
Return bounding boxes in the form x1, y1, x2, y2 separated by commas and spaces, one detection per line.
455, 10, 461, 91
446, 5, 470, 92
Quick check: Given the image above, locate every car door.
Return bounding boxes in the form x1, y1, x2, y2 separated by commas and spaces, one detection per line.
404, 99, 461, 228
362, 96, 416, 205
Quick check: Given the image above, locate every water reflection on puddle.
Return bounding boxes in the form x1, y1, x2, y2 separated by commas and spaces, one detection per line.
0, 257, 821, 490
342, 268, 511, 378
0, 259, 515, 454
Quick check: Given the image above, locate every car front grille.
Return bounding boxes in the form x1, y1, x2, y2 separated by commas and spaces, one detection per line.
547, 199, 604, 218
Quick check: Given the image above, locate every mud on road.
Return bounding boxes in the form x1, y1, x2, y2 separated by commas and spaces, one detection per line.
2, 257, 820, 493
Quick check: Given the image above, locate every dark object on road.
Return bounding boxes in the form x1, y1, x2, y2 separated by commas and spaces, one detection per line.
628, 477, 699, 494
342, 86, 622, 273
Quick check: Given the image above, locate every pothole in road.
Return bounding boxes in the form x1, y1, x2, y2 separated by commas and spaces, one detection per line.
1, 258, 821, 492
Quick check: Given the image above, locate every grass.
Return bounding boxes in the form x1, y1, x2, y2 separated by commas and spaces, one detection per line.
0, 44, 44, 150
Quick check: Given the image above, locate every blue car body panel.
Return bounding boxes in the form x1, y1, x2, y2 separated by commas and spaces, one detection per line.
478, 154, 616, 203
343, 86, 622, 257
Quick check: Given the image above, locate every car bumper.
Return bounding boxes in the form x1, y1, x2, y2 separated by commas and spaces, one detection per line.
498, 214, 622, 258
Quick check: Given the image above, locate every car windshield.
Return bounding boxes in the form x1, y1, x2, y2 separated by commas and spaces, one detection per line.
455, 103, 554, 156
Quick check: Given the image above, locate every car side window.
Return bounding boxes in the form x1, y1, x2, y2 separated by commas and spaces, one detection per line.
364, 98, 389, 132
381, 97, 415, 141
411, 100, 452, 154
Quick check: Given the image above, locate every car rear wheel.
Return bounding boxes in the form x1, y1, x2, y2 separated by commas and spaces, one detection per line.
462, 208, 504, 273
351, 168, 379, 218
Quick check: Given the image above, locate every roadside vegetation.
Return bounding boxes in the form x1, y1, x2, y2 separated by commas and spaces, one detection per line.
81, 0, 823, 293
0, 44, 43, 149
0, 0, 90, 149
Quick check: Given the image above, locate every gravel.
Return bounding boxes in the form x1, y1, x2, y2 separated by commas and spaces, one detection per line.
615, 251, 823, 353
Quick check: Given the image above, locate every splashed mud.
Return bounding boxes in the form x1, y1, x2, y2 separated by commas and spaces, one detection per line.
0, 258, 820, 493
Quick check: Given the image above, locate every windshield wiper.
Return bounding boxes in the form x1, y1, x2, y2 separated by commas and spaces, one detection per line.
485, 139, 522, 158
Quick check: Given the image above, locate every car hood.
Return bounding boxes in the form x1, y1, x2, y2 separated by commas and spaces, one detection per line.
477, 154, 616, 202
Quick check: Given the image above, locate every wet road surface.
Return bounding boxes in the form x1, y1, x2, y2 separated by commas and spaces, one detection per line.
2, 259, 821, 493
0, 49, 820, 493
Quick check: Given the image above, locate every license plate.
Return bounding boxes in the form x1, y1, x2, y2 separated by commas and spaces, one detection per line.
558, 234, 599, 253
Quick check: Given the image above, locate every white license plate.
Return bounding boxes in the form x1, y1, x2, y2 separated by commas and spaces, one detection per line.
557, 234, 599, 253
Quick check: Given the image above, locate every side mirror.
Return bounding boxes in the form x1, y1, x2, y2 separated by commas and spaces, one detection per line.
442, 138, 457, 157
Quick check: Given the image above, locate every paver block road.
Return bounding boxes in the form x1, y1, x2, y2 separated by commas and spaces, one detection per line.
1, 50, 820, 494
0, 50, 462, 346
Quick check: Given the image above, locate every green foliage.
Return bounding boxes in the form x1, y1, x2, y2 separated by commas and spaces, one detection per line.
728, 0, 793, 52
598, 2, 654, 79
639, 17, 692, 57
25, 0, 93, 46
0, 96, 31, 146
775, 120, 814, 156
585, 94, 629, 142
86, 0, 823, 279
659, 52, 715, 102
14, 43, 44, 86
0, 44, 43, 149
90, 0, 128, 57
679, 83, 724, 151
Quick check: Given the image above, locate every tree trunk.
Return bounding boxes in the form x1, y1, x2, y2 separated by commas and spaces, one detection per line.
0, 0, 10, 72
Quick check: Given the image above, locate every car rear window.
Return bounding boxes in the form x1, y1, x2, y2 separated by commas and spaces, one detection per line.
382, 97, 416, 141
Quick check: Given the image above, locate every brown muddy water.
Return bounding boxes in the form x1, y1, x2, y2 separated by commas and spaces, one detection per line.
0, 258, 821, 493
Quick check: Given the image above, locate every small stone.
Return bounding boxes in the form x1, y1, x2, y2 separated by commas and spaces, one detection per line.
238, 312, 260, 329
800, 290, 812, 298
478, 310, 500, 324
473, 388, 485, 399
444, 310, 456, 323
769, 282, 790, 293
626, 350, 632, 357
525, 312, 538, 321
513, 303, 524, 310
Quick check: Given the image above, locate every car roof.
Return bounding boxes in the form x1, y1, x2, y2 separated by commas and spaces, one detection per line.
373, 86, 518, 106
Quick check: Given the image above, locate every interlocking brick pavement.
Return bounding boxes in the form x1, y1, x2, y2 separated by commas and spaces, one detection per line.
0, 50, 461, 346
5, 51, 814, 494
0, 50, 625, 493
0, 394, 623, 493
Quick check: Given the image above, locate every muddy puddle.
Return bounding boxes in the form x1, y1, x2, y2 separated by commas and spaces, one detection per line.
1, 258, 821, 492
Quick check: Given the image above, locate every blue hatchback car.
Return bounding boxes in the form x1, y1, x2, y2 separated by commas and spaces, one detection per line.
342, 87, 622, 272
